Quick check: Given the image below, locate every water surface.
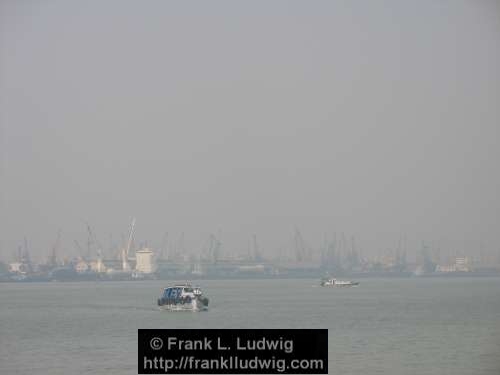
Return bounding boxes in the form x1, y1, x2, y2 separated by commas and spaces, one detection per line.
1, 278, 499, 374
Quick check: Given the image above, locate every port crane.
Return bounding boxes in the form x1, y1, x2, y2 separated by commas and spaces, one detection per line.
122, 218, 135, 271
48, 230, 61, 267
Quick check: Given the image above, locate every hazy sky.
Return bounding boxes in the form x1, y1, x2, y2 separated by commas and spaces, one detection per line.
1, 0, 499, 261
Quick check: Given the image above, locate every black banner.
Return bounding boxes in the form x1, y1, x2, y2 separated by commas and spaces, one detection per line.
138, 329, 328, 374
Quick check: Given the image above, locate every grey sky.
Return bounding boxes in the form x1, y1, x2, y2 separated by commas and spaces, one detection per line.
1, 0, 499, 261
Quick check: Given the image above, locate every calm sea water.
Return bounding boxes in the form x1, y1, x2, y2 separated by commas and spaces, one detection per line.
1, 278, 499, 375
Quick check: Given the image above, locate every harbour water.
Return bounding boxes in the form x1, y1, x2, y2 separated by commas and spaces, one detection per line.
1, 278, 499, 374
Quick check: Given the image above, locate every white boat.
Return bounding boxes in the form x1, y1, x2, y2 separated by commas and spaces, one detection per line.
320, 277, 359, 287
157, 283, 209, 311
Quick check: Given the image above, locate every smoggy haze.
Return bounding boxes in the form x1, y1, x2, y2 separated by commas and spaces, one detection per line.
1, 1, 499, 261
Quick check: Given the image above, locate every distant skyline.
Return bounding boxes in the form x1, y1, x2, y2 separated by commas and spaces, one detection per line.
1, 0, 499, 262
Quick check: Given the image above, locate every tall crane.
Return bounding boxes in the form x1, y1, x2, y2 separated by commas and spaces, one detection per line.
48, 230, 61, 267
86, 223, 104, 259
294, 228, 310, 262
122, 218, 135, 271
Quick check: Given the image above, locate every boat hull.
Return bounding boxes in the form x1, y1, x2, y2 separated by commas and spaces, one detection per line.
158, 297, 208, 312
320, 279, 360, 287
